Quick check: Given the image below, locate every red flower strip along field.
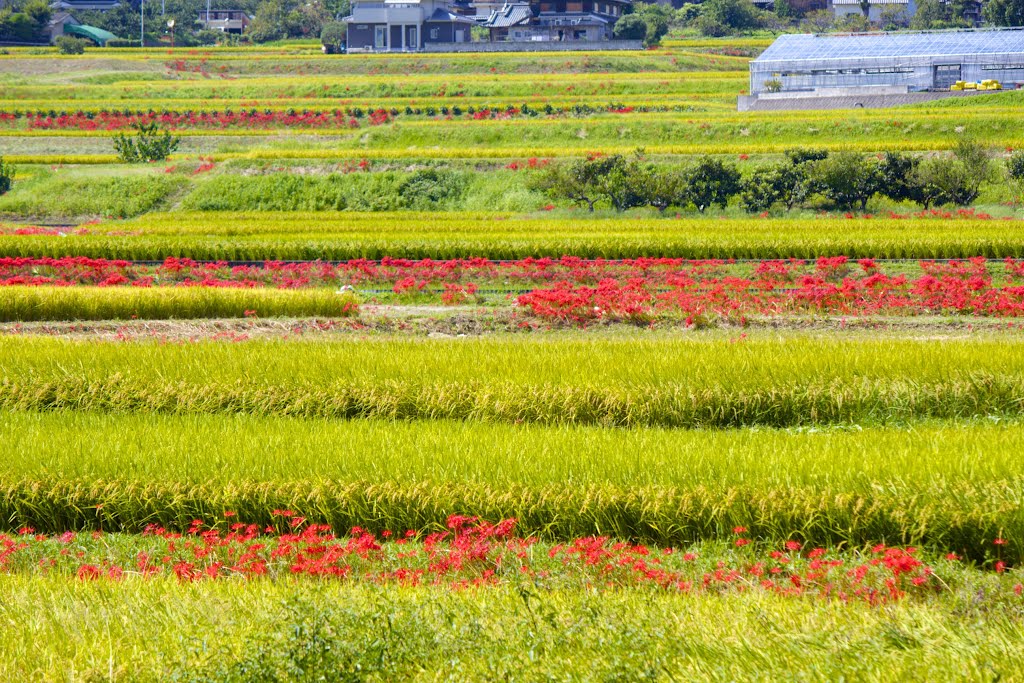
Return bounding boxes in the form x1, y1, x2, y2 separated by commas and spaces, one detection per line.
9, 255, 1024, 319
0, 106, 642, 132
3, 514, 1016, 604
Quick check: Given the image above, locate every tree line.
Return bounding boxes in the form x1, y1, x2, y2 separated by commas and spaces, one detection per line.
531, 142, 1024, 215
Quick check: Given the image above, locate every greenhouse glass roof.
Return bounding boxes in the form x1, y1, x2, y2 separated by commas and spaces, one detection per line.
754, 29, 1024, 64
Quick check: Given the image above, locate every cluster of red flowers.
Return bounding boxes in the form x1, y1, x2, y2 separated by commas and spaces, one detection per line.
1, 515, 1004, 603
515, 256, 1024, 322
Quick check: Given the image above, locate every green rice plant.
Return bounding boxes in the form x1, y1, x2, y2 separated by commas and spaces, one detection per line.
0, 411, 1022, 555
0, 286, 358, 321
6, 212, 1024, 261
1, 335, 1023, 429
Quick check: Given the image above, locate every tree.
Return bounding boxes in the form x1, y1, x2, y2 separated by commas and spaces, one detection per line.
641, 167, 687, 212
0, 157, 14, 196
320, 21, 346, 52
700, 0, 761, 30
631, 2, 672, 45
675, 3, 702, 25
811, 152, 883, 211
917, 0, 946, 28
684, 157, 741, 213
247, 0, 289, 42
950, 137, 995, 205
879, 4, 910, 28
774, 0, 795, 19
1008, 150, 1024, 207
529, 155, 619, 212
613, 14, 647, 41
985, 0, 1024, 26
799, 9, 836, 32
908, 142, 993, 208
739, 164, 802, 213
878, 151, 925, 206
0, 0, 51, 42
1008, 151, 1024, 183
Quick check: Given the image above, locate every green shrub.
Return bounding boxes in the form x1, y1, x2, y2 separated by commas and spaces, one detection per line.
613, 14, 647, 41
113, 122, 181, 163
0, 174, 185, 219
105, 39, 137, 48
0, 157, 13, 196
396, 168, 468, 209
1007, 150, 1024, 182
54, 35, 88, 54
182, 170, 474, 212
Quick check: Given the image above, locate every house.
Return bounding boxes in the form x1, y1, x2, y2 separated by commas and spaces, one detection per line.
828, 0, 915, 23
483, 0, 630, 42
197, 9, 252, 34
343, 0, 476, 51
46, 10, 79, 42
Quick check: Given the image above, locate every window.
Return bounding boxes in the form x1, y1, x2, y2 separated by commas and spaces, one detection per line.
982, 63, 1024, 70
430, 27, 439, 39
374, 25, 386, 48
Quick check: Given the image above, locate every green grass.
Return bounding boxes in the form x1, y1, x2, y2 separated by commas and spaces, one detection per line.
0, 286, 358, 321
2, 577, 1024, 681
0, 171, 186, 219
7, 213, 1024, 260
0, 411, 1022, 553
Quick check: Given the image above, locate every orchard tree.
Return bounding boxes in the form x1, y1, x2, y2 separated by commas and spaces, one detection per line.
811, 152, 883, 211
685, 157, 741, 213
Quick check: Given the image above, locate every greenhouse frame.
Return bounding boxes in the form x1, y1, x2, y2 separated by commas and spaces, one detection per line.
749, 28, 1024, 95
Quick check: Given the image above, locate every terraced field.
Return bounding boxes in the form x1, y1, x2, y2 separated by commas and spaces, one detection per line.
1, 39, 1024, 680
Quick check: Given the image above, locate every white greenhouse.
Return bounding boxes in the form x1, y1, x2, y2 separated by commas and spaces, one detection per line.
748, 28, 1024, 95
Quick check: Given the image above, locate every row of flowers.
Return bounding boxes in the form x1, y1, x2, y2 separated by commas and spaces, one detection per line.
9, 255, 1024, 318
2, 514, 1014, 603
0, 104, 648, 131
1, 254, 1022, 283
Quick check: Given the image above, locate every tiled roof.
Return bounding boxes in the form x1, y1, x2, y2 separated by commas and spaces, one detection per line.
484, 3, 533, 27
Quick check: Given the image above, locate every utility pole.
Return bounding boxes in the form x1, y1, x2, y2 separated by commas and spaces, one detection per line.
140, 0, 145, 47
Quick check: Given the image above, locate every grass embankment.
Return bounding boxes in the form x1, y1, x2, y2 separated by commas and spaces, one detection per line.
6, 214, 1024, 260
1, 410, 1022, 555
0, 286, 358, 321
4, 577, 1023, 681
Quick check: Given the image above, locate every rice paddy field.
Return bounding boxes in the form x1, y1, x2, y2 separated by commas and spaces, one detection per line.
2, 39, 1024, 680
